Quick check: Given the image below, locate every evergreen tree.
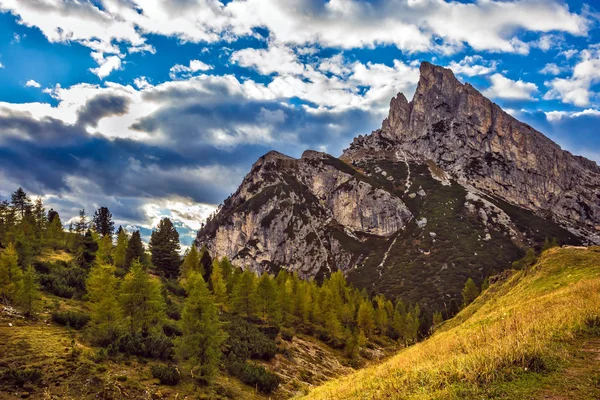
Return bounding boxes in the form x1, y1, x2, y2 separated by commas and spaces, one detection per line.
11, 187, 31, 219
16, 265, 40, 318
404, 304, 421, 344
149, 218, 181, 278
0, 243, 22, 303
87, 263, 121, 344
180, 245, 202, 281
374, 295, 389, 335
199, 246, 213, 282
209, 260, 228, 307
74, 209, 88, 235
32, 198, 46, 231
175, 272, 226, 384
481, 276, 490, 292
232, 270, 258, 318
113, 226, 128, 269
95, 234, 113, 264
432, 311, 444, 332
256, 272, 279, 322
124, 230, 144, 269
345, 329, 367, 360
92, 207, 115, 237
461, 277, 480, 307
357, 300, 375, 337
75, 229, 98, 268
512, 248, 537, 270
119, 260, 166, 335
46, 211, 64, 249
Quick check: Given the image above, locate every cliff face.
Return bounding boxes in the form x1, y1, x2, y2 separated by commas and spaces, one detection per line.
196, 61, 595, 310
343, 62, 600, 242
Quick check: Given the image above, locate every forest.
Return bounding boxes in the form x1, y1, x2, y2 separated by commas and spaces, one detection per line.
0, 187, 429, 394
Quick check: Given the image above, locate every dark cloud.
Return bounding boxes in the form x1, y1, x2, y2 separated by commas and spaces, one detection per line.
76, 94, 131, 128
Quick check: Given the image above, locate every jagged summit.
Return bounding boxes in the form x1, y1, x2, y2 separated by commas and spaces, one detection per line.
196, 62, 596, 311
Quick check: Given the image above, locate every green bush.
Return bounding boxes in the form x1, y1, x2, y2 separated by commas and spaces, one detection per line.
226, 358, 279, 394
280, 327, 295, 342
116, 333, 174, 360
151, 364, 181, 385
36, 260, 88, 299
3, 368, 43, 387
51, 310, 91, 330
225, 316, 277, 361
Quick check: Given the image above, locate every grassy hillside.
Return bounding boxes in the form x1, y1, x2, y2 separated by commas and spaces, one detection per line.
303, 246, 600, 399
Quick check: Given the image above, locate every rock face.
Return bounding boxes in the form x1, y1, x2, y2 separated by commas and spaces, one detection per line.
196, 150, 412, 276
343, 62, 600, 242
196, 61, 596, 310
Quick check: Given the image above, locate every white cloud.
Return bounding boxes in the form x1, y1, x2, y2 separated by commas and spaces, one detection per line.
0, 62, 4, 69
90, 52, 123, 79
483, 73, 539, 100
545, 108, 600, 122
540, 63, 563, 75
447, 55, 497, 77
531, 34, 564, 52
169, 59, 213, 80
231, 44, 305, 76
25, 79, 41, 88
133, 76, 152, 90
544, 46, 600, 107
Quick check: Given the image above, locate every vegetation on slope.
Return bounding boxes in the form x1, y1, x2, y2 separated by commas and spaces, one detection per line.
304, 246, 600, 399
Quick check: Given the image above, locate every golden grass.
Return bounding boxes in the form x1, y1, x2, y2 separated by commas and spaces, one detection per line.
303, 247, 600, 400
37, 249, 73, 263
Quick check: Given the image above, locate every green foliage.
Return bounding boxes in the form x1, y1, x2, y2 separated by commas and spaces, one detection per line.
16, 265, 40, 317
180, 245, 202, 282
232, 270, 258, 318
124, 230, 144, 270
345, 329, 367, 360
87, 263, 121, 344
512, 248, 538, 270
150, 217, 181, 278
175, 272, 226, 384
36, 260, 87, 299
3, 367, 42, 387
119, 260, 166, 335
113, 226, 128, 269
0, 243, 22, 303
357, 300, 375, 337
226, 358, 280, 394
210, 259, 228, 306
151, 364, 181, 385
116, 332, 174, 360
462, 277, 480, 307
92, 207, 114, 237
225, 315, 278, 361
51, 310, 91, 330
256, 272, 279, 322
74, 230, 98, 268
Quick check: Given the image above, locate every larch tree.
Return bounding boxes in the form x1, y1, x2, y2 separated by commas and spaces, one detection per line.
113, 226, 128, 269
46, 211, 64, 249
87, 263, 121, 344
124, 230, 144, 270
92, 207, 115, 237
232, 270, 258, 318
180, 245, 202, 281
357, 299, 375, 338
149, 217, 181, 279
461, 277, 480, 307
17, 265, 40, 318
119, 260, 166, 335
175, 272, 226, 384
11, 187, 31, 219
0, 243, 22, 303
209, 260, 228, 307
256, 272, 279, 322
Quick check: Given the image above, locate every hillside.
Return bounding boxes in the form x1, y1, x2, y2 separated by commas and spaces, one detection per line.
303, 246, 600, 399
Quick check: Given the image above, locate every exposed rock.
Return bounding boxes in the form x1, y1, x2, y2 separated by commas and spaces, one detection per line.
343, 62, 600, 244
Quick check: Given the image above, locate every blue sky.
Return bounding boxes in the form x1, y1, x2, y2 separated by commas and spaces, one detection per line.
0, 0, 599, 246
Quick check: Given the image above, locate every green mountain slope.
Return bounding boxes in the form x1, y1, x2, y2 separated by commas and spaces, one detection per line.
304, 246, 600, 399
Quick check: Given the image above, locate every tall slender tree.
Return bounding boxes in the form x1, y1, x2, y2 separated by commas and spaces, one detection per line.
209, 259, 228, 307
17, 265, 40, 318
87, 263, 121, 344
113, 226, 128, 269
11, 187, 31, 219
124, 230, 144, 269
0, 243, 22, 303
74, 209, 88, 235
149, 218, 181, 278
232, 270, 258, 318
92, 207, 115, 237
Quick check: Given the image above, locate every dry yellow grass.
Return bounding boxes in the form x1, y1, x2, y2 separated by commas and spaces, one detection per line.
303, 247, 600, 399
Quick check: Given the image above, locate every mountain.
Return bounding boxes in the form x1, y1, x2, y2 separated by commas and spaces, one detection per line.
303, 246, 600, 399
196, 62, 599, 314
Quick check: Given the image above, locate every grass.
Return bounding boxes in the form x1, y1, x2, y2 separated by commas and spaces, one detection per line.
303, 247, 600, 399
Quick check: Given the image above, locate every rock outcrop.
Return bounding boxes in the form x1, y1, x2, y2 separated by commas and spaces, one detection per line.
343, 62, 600, 242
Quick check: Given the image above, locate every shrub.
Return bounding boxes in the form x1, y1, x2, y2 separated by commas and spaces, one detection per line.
163, 321, 183, 337
226, 358, 279, 394
36, 261, 88, 299
116, 333, 174, 360
164, 279, 186, 297
151, 364, 181, 385
225, 316, 277, 361
280, 327, 295, 342
3, 368, 43, 387
51, 310, 91, 330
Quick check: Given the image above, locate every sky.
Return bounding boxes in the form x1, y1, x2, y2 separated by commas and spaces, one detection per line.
0, 0, 599, 247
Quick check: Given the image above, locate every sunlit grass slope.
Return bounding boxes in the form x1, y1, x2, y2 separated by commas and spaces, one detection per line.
304, 246, 600, 399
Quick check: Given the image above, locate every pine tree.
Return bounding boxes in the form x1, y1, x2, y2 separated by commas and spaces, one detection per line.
199, 247, 213, 282
74, 209, 88, 235
461, 277, 480, 307
481, 276, 490, 292
87, 263, 121, 344
95, 234, 113, 264
175, 272, 226, 384
180, 245, 202, 281
432, 311, 444, 332
374, 295, 389, 335
209, 260, 228, 307
92, 207, 115, 237
124, 230, 144, 269
75, 229, 98, 268
357, 299, 375, 337
17, 265, 40, 318
345, 329, 367, 359
46, 211, 64, 249
119, 260, 166, 335
11, 187, 31, 219
232, 270, 258, 318
0, 243, 23, 303
113, 226, 128, 269
404, 304, 421, 344
32, 198, 46, 231
149, 218, 181, 278
256, 272, 279, 322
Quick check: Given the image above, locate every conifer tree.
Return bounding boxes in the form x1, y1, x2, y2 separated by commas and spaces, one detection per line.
345, 329, 367, 360
74, 209, 88, 235
481, 276, 490, 292
124, 230, 144, 269
209, 260, 228, 307
17, 265, 40, 318
75, 229, 98, 268
175, 272, 226, 384
149, 218, 181, 278
256, 272, 279, 322
198, 246, 213, 282
87, 263, 121, 344
11, 187, 31, 219
46, 211, 64, 249
461, 277, 480, 307
95, 234, 113, 264
220, 257, 233, 289
432, 311, 444, 332
232, 270, 258, 318
374, 295, 389, 335
180, 245, 202, 281
92, 207, 115, 237
404, 304, 421, 344
0, 243, 22, 303
119, 260, 166, 335
113, 226, 128, 269
357, 299, 375, 337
